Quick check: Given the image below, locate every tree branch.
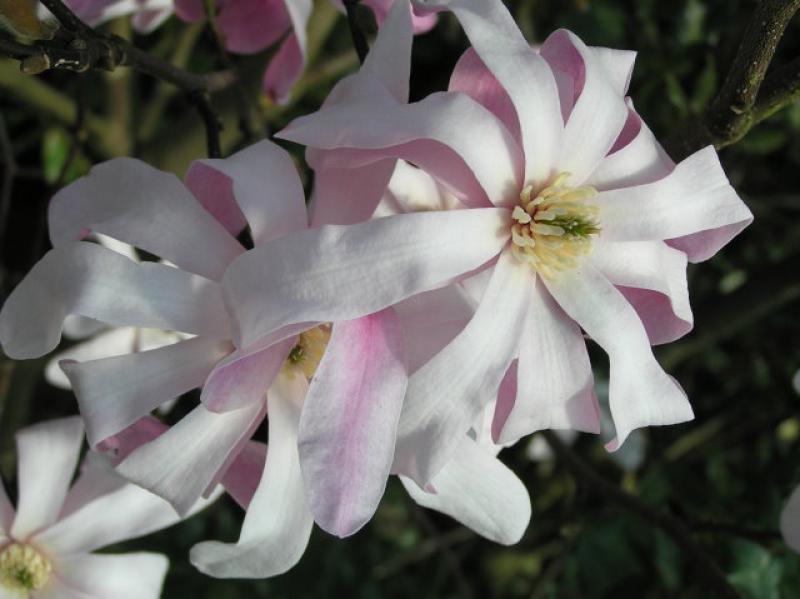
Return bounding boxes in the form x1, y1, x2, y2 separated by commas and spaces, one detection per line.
542, 431, 741, 598
752, 55, 800, 122
668, 0, 800, 159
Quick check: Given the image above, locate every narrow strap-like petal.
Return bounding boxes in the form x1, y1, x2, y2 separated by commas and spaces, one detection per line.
187, 140, 308, 246
541, 30, 630, 185
544, 264, 694, 451
360, 0, 414, 103
48, 157, 243, 281
116, 401, 265, 515
495, 280, 600, 445
393, 250, 532, 486
217, 0, 291, 54
781, 485, 800, 552
310, 159, 397, 226
0, 242, 231, 359
62, 336, 232, 447
11, 417, 83, 539
597, 146, 753, 260
44, 553, 168, 599
45, 327, 138, 390
221, 442, 267, 510
590, 240, 693, 345
591, 47, 636, 96
417, 0, 562, 187
223, 208, 510, 347
299, 310, 407, 537
190, 375, 314, 578
401, 435, 531, 544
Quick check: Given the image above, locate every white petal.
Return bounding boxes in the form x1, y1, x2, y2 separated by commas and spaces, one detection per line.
393, 250, 532, 485
360, 0, 413, 103
544, 264, 693, 450
46, 553, 168, 599
496, 279, 599, 444
417, 0, 563, 186
11, 417, 83, 539
188, 140, 308, 246
401, 434, 530, 544
0, 242, 230, 359
223, 209, 510, 347
591, 47, 636, 96
62, 336, 232, 447
590, 240, 693, 344
190, 374, 314, 578
45, 327, 138, 389
116, 401, 265, 515
780, 485, 800, 552
48, 157, 243, 280
541, 30, 629, 184
597, 146, 753, 258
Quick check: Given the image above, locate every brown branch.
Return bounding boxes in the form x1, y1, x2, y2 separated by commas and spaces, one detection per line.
752, 55, 800, 122
542, 431, 741, 598
668, 0, 800, 159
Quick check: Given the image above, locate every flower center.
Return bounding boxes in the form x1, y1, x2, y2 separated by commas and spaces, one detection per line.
283, 325, 332, 380
510, 172, 600, 277
0, 543, 51, 592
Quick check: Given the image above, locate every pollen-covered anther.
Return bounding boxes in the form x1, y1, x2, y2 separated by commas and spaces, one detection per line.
283, 325, 332, 380
0, 543, 52, 593
510, 172, 600, 277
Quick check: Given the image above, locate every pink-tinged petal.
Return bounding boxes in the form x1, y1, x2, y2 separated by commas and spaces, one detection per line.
0, 480, 14, 535
45, 553, 167, 599
280, 90, 522, 207
200, 337, 294, 412
96, 416, 168, 465
174, 0, 203, 21
496, 280, 599, 444
10, 417, 83, 539
45, 327, 138, 389
131, 7, 172, 33
299, 309, 407, 537
401, 435, 530, 544
781, 485, 800, 552
587, 103, 675, 191
190, 374, 314, 578
263, 33, 305, 105
218, 0, 291, 54
221, 442, 267, 509
540, 30, 629, 184
393, 250, 532, 486
34, 458, 218, 554
116, 401, 265, 515
359, 0, 414, 102
598, 146, 753, 260
48, 157, 244, 281
393, 285, 473, 373
448, 47, 520, 148
223, 209, 510, 347
60, 454, 128, 518
189, 140, 308, 245
591, 46, 636, 96
490, 360, 517, 442
544, 264, 694, 451
311, 159, 397, 226
418, 0, 562, 187
61, 336, 232, 447
590, 240, 693, 345
0, 242, 230, 359
184, 162, 247, 237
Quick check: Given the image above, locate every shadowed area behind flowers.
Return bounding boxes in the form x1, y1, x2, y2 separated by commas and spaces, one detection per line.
1, 0, 800, 597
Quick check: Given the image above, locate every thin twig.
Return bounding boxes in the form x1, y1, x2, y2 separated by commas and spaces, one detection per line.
668, 0, 800, 158
343, 0, 369, 64
189, 91, 222, 158
542, 431, 741, 598
690, 520, 783, 545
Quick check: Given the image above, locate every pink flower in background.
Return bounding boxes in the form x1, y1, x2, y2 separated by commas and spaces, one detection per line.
175, 0, 436, 104
224, 0, 753, 489
781, 485, 800, 552
0, 417, 214, 598
56, 0, 173, 33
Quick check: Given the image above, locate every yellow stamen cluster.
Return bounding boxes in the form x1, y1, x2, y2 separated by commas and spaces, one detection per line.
510, 172, 600, 277
283, 325, 332, 380
0, 543, 51, 593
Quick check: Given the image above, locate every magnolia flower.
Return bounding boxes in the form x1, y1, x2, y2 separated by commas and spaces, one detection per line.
0, 417, 214, 598
175, 0, 436, 104
781, 485, 800, 552
54, 0, 172, 33
221, 0, 753, 489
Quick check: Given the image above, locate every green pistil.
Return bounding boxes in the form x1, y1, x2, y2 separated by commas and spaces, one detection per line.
288, 344, 305, 364
550, 216, 600, 238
